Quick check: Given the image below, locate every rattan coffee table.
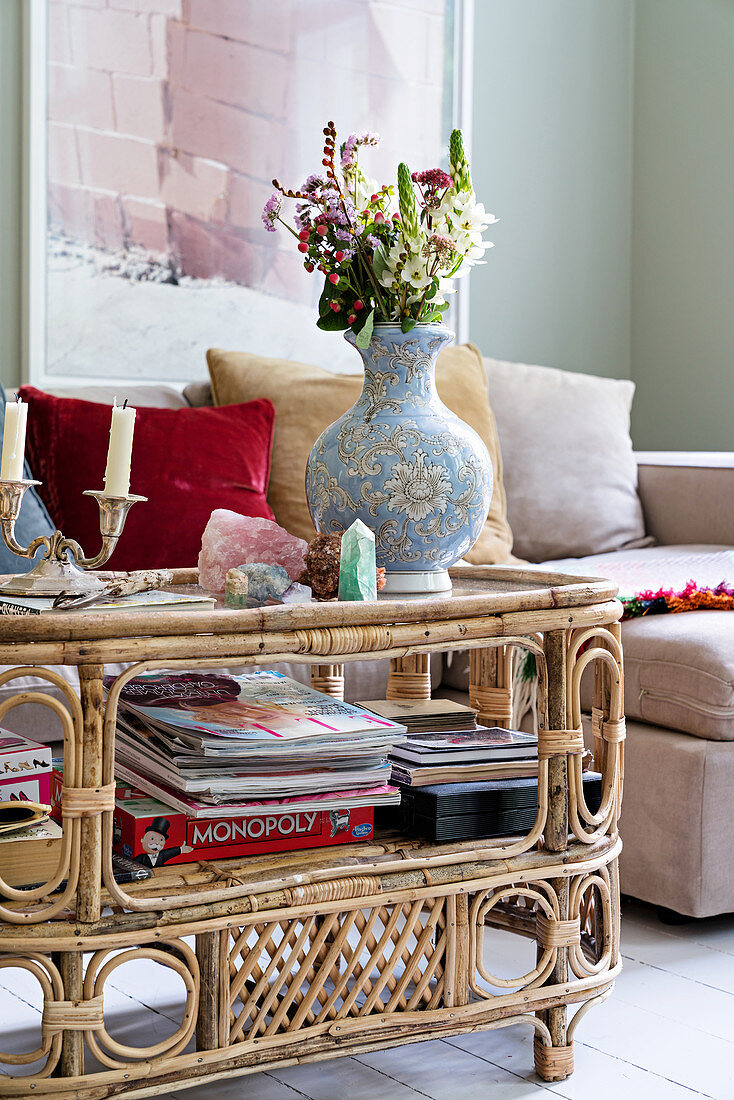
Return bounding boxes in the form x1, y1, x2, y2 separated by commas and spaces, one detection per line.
0, 565, 624, 1096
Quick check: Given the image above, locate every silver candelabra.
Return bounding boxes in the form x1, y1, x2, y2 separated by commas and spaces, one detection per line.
0, 479, 147, 597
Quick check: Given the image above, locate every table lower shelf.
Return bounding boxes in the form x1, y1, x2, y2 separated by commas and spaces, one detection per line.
0, 833, 621, 1096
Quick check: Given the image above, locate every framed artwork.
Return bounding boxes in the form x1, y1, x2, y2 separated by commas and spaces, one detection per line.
24, 0, 472, 386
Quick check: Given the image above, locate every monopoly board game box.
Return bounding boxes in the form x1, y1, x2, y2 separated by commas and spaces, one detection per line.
112, 795, 375, 868
0, 732, 51, 804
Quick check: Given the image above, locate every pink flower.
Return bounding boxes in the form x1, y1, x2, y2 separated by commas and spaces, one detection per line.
261, 192, 282, 232
422, 233, 457, 269
341, 131, 380, 169
412, 168, 453, 190
412, 168, 454, 211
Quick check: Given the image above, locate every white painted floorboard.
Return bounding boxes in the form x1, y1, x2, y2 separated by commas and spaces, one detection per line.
3, 898, 734, 1099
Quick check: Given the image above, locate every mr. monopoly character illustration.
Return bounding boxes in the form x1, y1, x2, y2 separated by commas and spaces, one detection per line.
134, 817, 193, 868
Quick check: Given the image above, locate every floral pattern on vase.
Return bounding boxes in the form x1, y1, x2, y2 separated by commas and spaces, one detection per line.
305, 323, 493, 592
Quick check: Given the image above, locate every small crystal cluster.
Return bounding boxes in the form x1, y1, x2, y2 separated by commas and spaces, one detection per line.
299, 533, 342, 599
199, 510, 308, 593
300, 525, 387, 602
202, 511, 386, 607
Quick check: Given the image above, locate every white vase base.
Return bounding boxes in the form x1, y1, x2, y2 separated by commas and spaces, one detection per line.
379, 569, 452, 596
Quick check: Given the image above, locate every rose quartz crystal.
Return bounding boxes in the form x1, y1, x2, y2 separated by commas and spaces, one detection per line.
198, 510, 308, 592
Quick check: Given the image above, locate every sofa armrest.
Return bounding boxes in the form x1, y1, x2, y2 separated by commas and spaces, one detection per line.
636, 452, 734, 546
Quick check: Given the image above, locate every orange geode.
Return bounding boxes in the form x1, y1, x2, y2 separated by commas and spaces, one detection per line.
299, 534, 342, 600
299, 534, 387, 600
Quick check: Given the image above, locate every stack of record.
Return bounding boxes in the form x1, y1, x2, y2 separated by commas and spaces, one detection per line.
398, 771, 603, 842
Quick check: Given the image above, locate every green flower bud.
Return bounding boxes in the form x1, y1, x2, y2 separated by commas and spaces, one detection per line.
449, 128, 472, 192
397, 162, 420, 239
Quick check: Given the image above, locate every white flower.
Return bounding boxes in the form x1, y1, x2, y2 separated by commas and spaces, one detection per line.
384, 451, 453, 522
401, 251, 432, 292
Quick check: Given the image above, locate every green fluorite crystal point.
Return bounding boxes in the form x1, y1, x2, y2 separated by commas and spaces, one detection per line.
338, 519, 377, 601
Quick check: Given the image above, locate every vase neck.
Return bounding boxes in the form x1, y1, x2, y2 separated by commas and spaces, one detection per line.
354, 326, 452, 406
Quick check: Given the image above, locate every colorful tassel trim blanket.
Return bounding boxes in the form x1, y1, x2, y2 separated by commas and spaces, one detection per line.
621, 580, 734, 620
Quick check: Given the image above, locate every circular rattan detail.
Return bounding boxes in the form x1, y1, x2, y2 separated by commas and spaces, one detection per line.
83, 941, 198, 1066
42, 995, 104, 1036
535, 915, 582, 949
538, 729, 585, 759
534, 1036, 574, 1079
469, 686, 513, 724
62, 782, 116, 818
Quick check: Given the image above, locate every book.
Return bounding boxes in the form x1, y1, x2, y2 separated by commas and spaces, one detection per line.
113, 713, 394, 799
391, 758, 539, 787
359, 698, 479, 733
390, 727, 538, 766
0, 589, 216, 616
113, 791, 379, 867
0, 819, 62, 888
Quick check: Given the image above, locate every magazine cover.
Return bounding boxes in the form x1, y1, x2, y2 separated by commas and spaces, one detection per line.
105, 670, 405, 742
401, 729, 538, 752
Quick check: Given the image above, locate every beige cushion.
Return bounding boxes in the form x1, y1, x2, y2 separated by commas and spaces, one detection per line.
541, 545, 734, 740
620, 612, 734, 741
207, 345, 514, 564
183, 380, 213, 408
484, 357, 646, 561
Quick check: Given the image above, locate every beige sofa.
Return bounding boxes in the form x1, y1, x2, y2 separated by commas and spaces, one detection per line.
6, 382, 734, 919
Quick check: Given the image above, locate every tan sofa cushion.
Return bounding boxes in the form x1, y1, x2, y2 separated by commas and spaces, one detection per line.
542, 545, 734, 740
446, 546, 734, 741
207, 344, 514, 564
484, 357, 647, 561
621, 612, 734, 740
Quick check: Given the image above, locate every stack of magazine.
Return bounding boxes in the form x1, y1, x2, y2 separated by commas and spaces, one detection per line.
107, 671, 406, 862
360, 700, 538, 787
359, 699, 575, 843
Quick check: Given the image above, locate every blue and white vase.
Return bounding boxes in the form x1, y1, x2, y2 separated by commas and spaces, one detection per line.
305, 322, 493, 594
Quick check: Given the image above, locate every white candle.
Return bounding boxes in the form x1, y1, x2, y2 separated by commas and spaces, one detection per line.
103, 400, 136, 497
1, 398, 28, 481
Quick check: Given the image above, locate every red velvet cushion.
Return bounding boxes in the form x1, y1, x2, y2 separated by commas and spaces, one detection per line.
19, 387, 275, 570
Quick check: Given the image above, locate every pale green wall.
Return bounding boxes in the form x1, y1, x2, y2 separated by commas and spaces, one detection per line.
0, 0, 22, 390
631, 0, 734, 450
469, 0, 635, 380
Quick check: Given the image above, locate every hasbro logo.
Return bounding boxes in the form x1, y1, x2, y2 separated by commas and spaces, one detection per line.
352, 822, 372, 838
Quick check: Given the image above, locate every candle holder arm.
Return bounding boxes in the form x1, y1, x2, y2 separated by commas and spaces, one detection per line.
0, 481, 147, 597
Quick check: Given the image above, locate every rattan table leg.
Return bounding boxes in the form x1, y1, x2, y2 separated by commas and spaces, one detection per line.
386, 654, 431, 701
469, 646, 513, 727
57, 951, 83, 1077
77, 665, 104, 924
536, 629, 572, 1081
452, 892, 470, 1006
310, 664, 345, 699
196, 931, 221, 1050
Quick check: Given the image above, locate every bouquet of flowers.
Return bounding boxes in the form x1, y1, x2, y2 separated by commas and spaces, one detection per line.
262, 122, 496, 347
